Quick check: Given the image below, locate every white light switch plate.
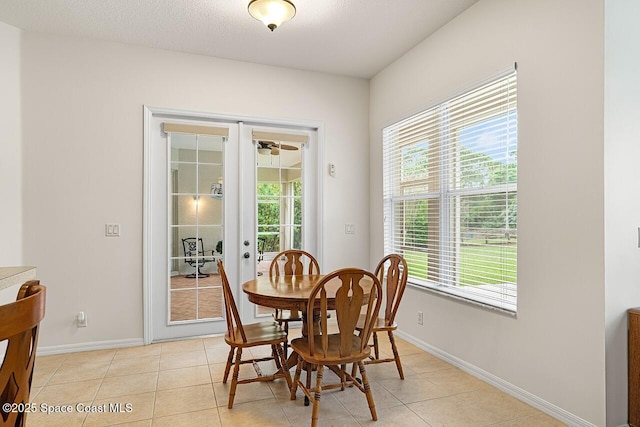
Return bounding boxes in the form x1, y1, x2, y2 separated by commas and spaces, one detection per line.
105, 223, 120, 237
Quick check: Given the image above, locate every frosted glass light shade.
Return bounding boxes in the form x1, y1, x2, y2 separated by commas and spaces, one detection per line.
248, 0, 296, 31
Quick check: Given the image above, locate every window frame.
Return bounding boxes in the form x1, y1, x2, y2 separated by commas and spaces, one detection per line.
383, 69, 518, 313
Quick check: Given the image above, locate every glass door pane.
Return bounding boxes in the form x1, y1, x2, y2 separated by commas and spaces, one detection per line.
169, 133, 224, 323
255, 141, 302, 315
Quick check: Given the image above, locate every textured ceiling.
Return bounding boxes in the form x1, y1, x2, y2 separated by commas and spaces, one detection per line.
0, 0, 478, 79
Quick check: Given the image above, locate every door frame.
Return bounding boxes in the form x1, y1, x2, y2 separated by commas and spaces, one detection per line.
143, 106, 324, 344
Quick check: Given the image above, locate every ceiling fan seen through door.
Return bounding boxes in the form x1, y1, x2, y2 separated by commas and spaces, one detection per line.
257, 140, 298, 156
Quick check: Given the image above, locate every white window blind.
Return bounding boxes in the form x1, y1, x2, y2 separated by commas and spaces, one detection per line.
383, 69, 517, 312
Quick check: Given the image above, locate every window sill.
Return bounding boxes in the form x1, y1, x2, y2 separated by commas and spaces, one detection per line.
407, 280, 517, 317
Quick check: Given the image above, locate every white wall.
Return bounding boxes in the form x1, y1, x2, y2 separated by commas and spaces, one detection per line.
0, 22, 22, 265
19, 32, 369, 348
370, 1, 605, 425
605, 0, 640, 425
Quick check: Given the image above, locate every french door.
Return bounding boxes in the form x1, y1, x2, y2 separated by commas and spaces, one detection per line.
143, 108, 319, 342
238, 123, 320, 319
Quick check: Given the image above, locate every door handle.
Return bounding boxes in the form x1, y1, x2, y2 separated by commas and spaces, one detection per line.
243, 252, 251, 259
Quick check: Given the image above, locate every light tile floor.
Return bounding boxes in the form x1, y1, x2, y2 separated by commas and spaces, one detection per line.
27, 327, 566, 426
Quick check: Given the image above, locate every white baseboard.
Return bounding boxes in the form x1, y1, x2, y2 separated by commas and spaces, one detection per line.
37, 338, 145, 356
394, 330, 596, 427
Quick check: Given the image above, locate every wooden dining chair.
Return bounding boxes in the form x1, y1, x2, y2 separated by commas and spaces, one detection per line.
289, 268, 382, 427
0, 281, 46, 427
217, 260, 292, 409
269, 250, 320, 355
354, 254, 408, 379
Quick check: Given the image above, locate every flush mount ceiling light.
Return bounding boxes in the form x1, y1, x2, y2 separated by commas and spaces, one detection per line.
248, 0, 296, 32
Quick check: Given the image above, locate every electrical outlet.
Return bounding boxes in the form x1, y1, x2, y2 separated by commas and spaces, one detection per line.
77, 311, 88, 327
345, 224, 355, 234
418, 311, 423, 325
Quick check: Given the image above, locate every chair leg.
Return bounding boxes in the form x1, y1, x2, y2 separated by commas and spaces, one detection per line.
275, 343, 292, 389
373, 332, 380, 359
283, 321, 289, 357
358, 361, 378, 421
350, 361, 358, 380
388, 331, 405, 380
310, 364, 324, 427
223, 347, 235, 383
271, 344, 281, 372
228, 348, 243, 409
271, 344, 279, 363
291, 355, 303, 400
305, 362, 313, 405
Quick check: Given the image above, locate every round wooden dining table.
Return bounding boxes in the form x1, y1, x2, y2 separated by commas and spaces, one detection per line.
242, 273, 374, 341
243, 273, 374, 315
243, 274, 325, 304
242, 274, 326, 335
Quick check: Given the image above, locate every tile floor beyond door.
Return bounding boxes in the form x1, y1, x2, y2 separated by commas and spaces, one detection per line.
28, 327, 566, 427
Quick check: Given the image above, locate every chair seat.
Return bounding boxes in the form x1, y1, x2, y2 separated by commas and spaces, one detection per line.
225, 321, 288, 347
356, 314, 397, 331
290, 334, 371, 365
273, 309, 302, 322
